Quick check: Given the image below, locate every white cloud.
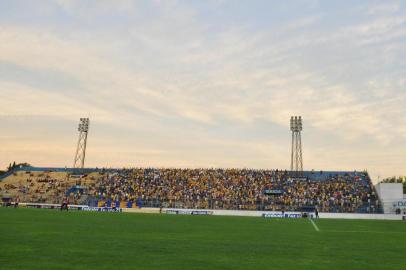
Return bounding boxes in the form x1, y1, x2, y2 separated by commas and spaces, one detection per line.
367, 3, 401, 15
0, 1, 405, 180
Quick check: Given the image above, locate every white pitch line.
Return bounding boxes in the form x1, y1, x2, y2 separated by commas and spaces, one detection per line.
309, 218, 320, 232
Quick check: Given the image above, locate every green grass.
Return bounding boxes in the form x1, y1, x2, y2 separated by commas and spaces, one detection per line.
0, 208, 405, 270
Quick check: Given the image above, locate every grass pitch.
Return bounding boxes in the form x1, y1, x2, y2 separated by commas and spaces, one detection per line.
0, 208, 405, 270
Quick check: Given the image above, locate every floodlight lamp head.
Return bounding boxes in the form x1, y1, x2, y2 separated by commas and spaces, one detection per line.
78, 118, 90, 132
290, 116, 303, 132
298, 117, 302, 131
290, 116, 295, 131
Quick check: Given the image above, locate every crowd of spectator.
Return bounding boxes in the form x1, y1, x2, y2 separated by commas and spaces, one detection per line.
0, 172, 74, 204
87, 168, 380, 213
0, 168, 380, 213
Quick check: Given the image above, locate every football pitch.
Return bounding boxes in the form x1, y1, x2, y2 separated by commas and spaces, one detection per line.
0, 208, 405, 270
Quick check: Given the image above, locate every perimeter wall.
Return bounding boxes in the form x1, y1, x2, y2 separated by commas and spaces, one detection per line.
6, 203, 404, 220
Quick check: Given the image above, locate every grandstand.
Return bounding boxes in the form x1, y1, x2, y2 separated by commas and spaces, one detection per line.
0, 167, 103, 206
0, 166, 381, 213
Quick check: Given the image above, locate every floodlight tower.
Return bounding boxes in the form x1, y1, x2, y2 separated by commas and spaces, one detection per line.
290, 116, 303, 177
73, 118, 90, 169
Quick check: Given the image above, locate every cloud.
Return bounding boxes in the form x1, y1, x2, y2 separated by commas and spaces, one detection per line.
55, 0, 136, 18
367, 3, 401, 15
0, 1, 405, 180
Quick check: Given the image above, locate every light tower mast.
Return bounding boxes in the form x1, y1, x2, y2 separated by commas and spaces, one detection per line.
73, 118, 90, 169
290, 116, 303, 177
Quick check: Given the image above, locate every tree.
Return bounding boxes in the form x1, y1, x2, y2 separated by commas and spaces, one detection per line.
5, 162, 32, 172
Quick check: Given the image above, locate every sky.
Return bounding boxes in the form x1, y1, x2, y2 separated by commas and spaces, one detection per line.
0, 0, 405, 182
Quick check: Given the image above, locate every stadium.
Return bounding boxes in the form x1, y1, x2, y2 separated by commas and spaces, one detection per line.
1, 1, 406, 270
1, 116, 405, 270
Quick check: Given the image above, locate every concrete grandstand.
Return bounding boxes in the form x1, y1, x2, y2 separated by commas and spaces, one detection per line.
0, 166, 386, 214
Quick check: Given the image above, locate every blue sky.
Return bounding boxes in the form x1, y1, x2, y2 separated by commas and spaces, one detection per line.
0, 0, 405, 182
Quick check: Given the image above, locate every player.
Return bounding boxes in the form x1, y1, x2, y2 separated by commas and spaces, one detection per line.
315, 206, 319, 219
111, 201, 116, 211
14, 196, 20, 208
61, 197, 69, 211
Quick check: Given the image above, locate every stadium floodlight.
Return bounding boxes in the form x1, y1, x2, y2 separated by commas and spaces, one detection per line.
290, 116, 302, 132
297, 116, 302, 131
78, 118, 89, 132
290, 116, 303, 178
73, 118, 90, 170
290, 116, 295, 131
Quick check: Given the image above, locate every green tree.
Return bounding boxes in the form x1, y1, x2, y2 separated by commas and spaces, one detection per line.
5, 162, 32, 172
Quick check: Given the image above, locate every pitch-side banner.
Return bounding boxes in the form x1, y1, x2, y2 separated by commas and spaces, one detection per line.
81, 206, 122, 212
165, 209, 213, 215
262, 213, 302, 218
393, 200, 406, 209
